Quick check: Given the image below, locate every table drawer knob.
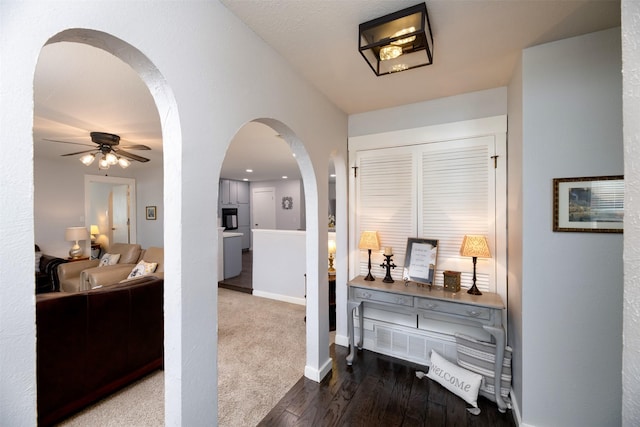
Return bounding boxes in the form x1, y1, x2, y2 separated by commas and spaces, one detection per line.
466, 310, 482, 317
424, 303, 438, 310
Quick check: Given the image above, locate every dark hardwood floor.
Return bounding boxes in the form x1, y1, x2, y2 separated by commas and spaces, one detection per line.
260, 344, 516, 427
218, 250, 252, 294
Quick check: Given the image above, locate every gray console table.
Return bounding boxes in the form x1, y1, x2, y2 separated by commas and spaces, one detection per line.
347, 275, 507, 412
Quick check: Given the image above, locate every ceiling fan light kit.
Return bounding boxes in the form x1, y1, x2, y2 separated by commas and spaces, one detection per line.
49, 131, 150, 170
359, 2, 434, 76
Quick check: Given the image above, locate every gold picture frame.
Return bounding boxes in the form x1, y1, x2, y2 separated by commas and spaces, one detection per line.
146, 205, 157, 221
553, 175, 623, 233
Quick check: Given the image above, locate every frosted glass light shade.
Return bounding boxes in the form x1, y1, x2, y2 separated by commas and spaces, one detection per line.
79, 153, 95, 166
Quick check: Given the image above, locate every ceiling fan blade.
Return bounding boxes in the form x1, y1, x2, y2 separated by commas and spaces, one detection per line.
120, 144, 151, 150
114, 148, 150, 162
44, 138, 95, 147
61, 149, 98, 157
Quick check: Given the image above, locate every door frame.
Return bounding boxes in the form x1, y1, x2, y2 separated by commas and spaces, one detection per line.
251, 186, 276, 230
84, 174, 137, 254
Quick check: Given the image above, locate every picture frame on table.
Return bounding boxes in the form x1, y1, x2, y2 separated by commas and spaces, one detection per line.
553, 175, 623, 233
402, 237, 439, 287
146, 205, 157, 220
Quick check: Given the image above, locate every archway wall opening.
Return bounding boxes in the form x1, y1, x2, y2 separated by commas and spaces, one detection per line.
1, 1, 347, 425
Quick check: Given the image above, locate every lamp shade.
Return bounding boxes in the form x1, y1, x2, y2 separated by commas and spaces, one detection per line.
328, 239, 337, 255
65, 226, 89, 242
90, 225, 100, 235
359, 2, 434, 76
358, 231, 380, 251
460, 235, 491, 258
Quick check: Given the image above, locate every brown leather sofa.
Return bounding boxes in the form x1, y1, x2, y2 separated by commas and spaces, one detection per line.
36, 276, 163, 426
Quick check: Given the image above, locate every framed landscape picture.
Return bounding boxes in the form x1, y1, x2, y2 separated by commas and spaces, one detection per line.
553, 175, 623, 233
146, 205, 157, 220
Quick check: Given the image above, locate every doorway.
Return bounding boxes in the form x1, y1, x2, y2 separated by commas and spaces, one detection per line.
251, 187, 276, 230
84, 175, 137, 254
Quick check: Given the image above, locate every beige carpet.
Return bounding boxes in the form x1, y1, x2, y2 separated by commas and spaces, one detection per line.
58, 288, 306, 426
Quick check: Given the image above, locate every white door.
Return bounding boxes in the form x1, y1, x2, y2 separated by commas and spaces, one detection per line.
111, 184, 130, 243
252, 187, 276, 230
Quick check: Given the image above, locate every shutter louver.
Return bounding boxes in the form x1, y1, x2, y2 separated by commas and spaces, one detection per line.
421, 140, 493, 291
357, 149, 415, 280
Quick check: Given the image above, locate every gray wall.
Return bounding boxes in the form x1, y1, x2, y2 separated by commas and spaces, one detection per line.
519, 28, 622, 426
34, 156, 163, 257
251, 179, 306, 230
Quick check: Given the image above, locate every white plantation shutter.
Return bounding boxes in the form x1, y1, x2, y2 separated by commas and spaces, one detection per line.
354, 136, 498, 293
420, 136, 496, 292
356, 147, 415, 280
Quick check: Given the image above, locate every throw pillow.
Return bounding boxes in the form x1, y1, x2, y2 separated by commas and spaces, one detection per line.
35, 251, 43, 273
99, 253, 121, 267
426, 350, 482, 408
455, 333, 513, 408
127, 260, 158, 279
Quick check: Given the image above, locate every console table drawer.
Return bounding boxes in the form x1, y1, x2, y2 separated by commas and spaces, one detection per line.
415, 298, 492, 320
353, 288, 413, 307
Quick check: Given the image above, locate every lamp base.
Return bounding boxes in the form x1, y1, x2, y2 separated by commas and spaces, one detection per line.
467, 284, 482, 295
69, 242, 83, 259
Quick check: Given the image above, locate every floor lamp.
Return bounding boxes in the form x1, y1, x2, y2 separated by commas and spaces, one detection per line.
460, 235, 491, 295
359, 231, 380, 281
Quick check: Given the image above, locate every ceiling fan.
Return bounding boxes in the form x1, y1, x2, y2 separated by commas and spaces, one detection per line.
45, 131, 151, 170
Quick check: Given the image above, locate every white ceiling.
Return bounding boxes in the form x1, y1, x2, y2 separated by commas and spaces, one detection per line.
33, 1, 620, 181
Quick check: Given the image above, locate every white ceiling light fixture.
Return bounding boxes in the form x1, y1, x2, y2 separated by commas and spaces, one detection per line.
79, 153, 96, 166
118, 157, 131, 169
359, 2, 434, 76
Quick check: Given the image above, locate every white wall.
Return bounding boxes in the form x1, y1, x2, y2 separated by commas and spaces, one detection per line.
622, 2, 640, 424
0, 1, 347, 424
253, 229, 306, 304
520, 28, 623, 426
349, 87, 508, 137
507, 50, 524, 423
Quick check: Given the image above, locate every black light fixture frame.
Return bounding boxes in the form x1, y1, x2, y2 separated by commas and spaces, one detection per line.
358, 2, 434, 76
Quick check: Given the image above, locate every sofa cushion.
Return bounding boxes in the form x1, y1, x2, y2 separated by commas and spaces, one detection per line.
141, 247, 164, 273
98, 253, 120, 267
108, 243, 142, 264
127, 260, 158, 279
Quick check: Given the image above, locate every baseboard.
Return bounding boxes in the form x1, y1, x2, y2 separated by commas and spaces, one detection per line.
252, 290, 306, 306
304, 356, 333, 382
335, 334, 349, 348
510, 389, 527, 426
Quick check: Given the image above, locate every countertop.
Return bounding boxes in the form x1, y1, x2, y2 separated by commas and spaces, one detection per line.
223, 232, 244, 238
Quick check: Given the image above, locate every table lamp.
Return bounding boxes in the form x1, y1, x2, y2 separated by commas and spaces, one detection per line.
460, 235, 491, 295
328, 239, 336, 273
90, 225, 100, 242
359, 230, 380, 281
65, 226, 89, 259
